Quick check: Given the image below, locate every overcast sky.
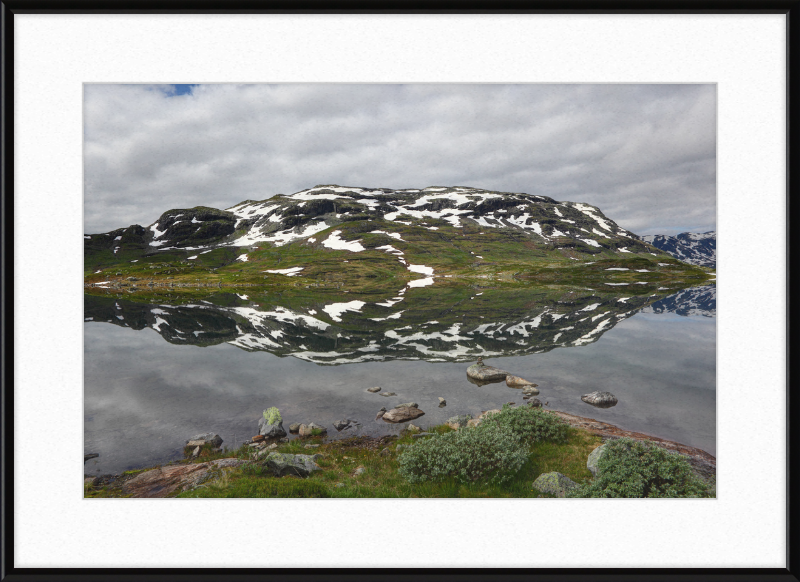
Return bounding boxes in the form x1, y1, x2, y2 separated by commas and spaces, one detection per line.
84, 83, 715, 237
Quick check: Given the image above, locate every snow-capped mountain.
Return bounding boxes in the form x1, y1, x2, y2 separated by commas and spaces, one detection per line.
85, 185, 668, 260
640, 231, 716, 268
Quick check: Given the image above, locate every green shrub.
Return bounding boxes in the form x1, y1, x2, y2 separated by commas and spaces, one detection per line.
397, 423, 527, 484
478, 404, 568, 444
262, 407, 282, 424
567, 438, 710, 498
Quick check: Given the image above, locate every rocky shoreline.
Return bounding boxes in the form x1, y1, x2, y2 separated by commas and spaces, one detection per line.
85, 360, 715, 497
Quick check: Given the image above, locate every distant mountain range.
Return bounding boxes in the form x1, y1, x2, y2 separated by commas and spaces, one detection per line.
641, 231, 716, 268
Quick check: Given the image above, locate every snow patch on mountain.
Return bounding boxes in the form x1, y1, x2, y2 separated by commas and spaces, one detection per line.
641, 231, 716, 268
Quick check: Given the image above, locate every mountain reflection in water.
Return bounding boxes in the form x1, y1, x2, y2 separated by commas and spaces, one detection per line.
83, 284, 715, 364
83, 284, 715, 475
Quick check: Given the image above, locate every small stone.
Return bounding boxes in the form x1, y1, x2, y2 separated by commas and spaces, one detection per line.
380, 392, 397, 397
304, 444, 320, 449
333, 419, 360, 431
375, 407, 387, 420
191, 446, 201, 458
278, 437, 289, 443
438, 397, 446, 407
528, 398, 543, 408
366, 386, 382, 393
522, 386, 540, 396
252, 435, 266, 442
506, 375, 538, 388
406, 424, 421, 433
185, 433, 223, 448
267, 443, 278, 450
446, 414, 472, 429
288, 423, 301, 433
299, 422, 328, 437
353, 466, 365, 476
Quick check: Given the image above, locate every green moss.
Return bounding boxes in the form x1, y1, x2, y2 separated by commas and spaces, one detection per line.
263, 407, 282, 424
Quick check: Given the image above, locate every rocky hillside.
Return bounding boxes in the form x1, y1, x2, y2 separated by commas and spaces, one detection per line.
640, 231, 716, 268
86, 185, 669, 265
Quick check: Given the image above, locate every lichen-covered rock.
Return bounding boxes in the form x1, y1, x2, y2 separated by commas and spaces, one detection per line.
381, 406, 425, 423
406, 423, 421, 433
522, 385, 540, 396
262, 453, 322, 477
587, 443, 607, 477
185, 433, 223, 448
258, 417, 287, 439
581, 391, 618, 408
506, 375, 538, 388
466, 418, 482, 428
397, 402, 418, 409
258, 408, 287, 438
532, 472, 578, 497
446, 414, 472, 429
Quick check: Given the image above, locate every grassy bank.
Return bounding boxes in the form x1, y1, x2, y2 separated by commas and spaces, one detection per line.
85, 422, 602, 499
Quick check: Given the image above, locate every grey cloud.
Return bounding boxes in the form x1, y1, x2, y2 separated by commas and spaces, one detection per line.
84, 83, 715, 236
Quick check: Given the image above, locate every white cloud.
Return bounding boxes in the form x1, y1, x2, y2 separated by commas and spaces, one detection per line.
84, 84, 715, 237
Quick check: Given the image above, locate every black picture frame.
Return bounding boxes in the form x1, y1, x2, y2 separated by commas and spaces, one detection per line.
1, 3, 795, 581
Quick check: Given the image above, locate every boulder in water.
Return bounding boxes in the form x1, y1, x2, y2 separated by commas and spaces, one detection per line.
466, 360, 509, 385
382, 406, 425, 423
258, 408, 286, 438
581, 391, 618, 408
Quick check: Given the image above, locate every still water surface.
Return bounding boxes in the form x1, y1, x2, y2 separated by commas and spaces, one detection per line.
84, 285, 715, 475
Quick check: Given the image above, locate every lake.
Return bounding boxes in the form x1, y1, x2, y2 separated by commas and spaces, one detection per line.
83, 283, 715, 476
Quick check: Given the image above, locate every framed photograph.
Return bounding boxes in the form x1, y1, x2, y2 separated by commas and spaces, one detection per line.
3, 4, 794, 579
